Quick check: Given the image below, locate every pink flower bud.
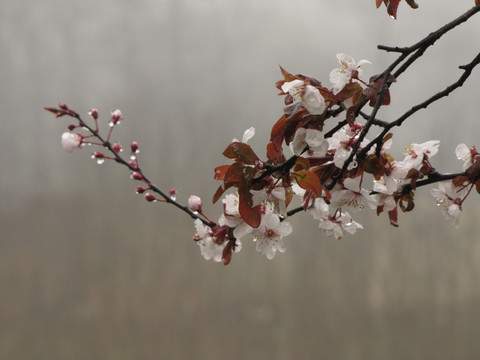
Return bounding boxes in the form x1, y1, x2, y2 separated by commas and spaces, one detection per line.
89, 108, 99, 120
92, 151, 104, 159
131, 141, 139, 153
144, 193, 157, 202
130, 171, 143, 181
112, 142, 122, 153
188, 195, 203, 212
110, 109, 123, 126
67, 124, 76, 131
61, 132, 82, 152
59, 103, 68, 110
136, 186, 146, 194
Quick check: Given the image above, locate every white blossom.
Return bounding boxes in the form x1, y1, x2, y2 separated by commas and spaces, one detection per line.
392, 140, 440, 178
455, 143, 473, 170
327, 126, 368, 169
431, 181, 468, 228
219, 194, 253, 239
291, 128, 329, 156
282, 80, 326, 115
233, 127, 256, 143
310, 197, 330, 221
252, 209, 292, 259
329, 177, 378, 210
193, 219, 224, 262
329, 53, 371, 95
251, 186, 287, 217
317, 212, 363, 240
194, 219, 242, 262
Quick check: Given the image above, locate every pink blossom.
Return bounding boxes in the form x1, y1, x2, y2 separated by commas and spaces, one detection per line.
110, 109, 123, 126
193, 219, 224, 262
188, 195, 203, 212
329, 177, 378, 210
251, 209, 292, 259
193, 219, 242, 262
317, 212, 363, 240
251, 186, 287, 217
61, 132, 82, 152
218, 194, 253, 239
430, 181, 468, 228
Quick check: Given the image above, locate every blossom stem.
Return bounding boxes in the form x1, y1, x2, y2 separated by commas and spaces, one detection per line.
70, 112, 217, 228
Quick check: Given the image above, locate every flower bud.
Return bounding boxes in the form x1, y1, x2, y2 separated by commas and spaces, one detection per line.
110, 109, 123, 126
61, 132, 82, 152
169, 188, 177, 201
188, 195, 203, 212
67, 124, 76, 131
144, 193, 157, 202
112, 142, 122, 153
89, 108, 99, 120
131, 141, 139, 153
130, 171, 143, 181
136, 186, 146, 194
92, 151, 104, 159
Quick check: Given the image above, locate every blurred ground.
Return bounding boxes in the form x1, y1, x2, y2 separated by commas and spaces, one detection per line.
1, 1, 480, 359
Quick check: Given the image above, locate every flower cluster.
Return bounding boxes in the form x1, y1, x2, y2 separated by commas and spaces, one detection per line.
199, 52, 480, 264
46, 38, 480, 265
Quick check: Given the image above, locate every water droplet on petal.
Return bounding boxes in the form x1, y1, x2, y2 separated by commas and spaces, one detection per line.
96, 158, 105, 165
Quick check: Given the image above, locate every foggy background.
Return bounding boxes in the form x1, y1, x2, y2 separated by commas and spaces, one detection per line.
1, 0, 480, 359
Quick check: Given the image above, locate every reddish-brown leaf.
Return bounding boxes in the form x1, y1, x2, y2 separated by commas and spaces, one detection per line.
270, 115, 288, 152
293, 157, 310, 171
279, 66, 299, 83
214, 164, 230, 181
405, 0, 419, 9
223, 142, 259, 165
44, 107, 68, 118
383, 133, 393, 144
266, 142, 285, 164
363, 77, 392, 107
224, 162, 247, 187
386, 0, 401, 19
452, 175, 469, 187
292, 170, 323, 196
335, 82, 363, 102
222, 240, 235, 265
388, 207, 399, 227
364, 154, 385, 180
238, 184, 262, 228
213, 185, 226, 204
